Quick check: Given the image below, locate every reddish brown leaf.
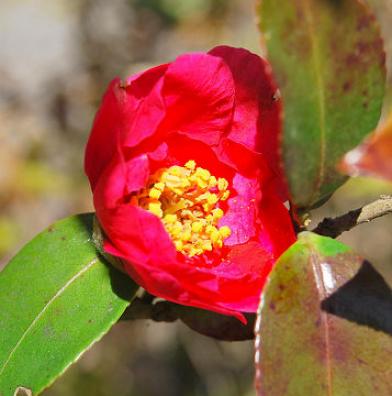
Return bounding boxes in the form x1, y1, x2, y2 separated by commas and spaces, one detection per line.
342, 114, 392, 181
258, 0, 386, 209
255, 232, 392, 396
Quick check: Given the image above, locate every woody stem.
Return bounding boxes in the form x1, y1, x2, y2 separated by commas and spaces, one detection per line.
313, 195, 392, 238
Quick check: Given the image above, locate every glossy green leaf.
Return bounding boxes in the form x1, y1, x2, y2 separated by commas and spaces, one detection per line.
0, 214, 138, 396
258, 0, 386, 209
255, 232, 392, 396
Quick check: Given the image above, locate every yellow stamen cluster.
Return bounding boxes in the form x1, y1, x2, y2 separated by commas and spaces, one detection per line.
132, 160, 231, 257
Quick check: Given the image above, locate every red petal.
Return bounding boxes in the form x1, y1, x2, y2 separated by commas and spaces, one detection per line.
85, 78, 126, 189
208, 46, 280, 153
211, 188, 296, 313
220, 173, 260, 246
99, 204, 177, 267
212, 242, 274, 312
93, 153, 150, 210
256, 190, 297, 260
165, 134, 235, 180
97, 189, 294, 317
122, 64, 167, 147
209, 46, 287, 197
99, 203, 247, 321
160, 52, 235, 145
85, 64, 167, 189
88, 46, 297, 321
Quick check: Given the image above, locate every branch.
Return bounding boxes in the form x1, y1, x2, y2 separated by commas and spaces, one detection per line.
313, 195, 392, 238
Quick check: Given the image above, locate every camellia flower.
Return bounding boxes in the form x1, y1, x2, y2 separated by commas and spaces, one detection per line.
85, 45, 296, 322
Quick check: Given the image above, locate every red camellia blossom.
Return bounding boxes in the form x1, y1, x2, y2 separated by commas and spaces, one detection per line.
85, 45, 296, 322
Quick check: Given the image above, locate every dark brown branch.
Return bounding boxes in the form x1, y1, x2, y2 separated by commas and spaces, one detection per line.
313, 195, 392, 238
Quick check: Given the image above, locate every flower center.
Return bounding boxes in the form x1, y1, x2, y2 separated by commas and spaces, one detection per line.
131, 160, 231, 257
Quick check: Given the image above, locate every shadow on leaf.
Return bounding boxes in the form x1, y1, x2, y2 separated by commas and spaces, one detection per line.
322, 260, 392, 335
176, 306, 256, 341
76, 212, 138, 302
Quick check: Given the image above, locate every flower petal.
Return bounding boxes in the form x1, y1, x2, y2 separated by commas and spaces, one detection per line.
100, 204, 177, 267
99, 204, 247, 321
220, 173, 260, 246
208, 46, 280, 153
160, 52, 235, 145
212, 241, 274, 312
165, 134, 235, 179
209, 46, 287, 197
122, 64, 167, 147
93, 152, 150, 210
256, 189, 297, 259
87, 46, 297, 321
85, 64, 167, 189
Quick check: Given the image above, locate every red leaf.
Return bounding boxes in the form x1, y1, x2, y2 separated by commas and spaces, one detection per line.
341, 114, 392, 181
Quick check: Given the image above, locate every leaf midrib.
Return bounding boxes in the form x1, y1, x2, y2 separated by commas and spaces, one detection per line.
302, 0, 327, 206
310, 249, 333, 396
0, 258, 99, 378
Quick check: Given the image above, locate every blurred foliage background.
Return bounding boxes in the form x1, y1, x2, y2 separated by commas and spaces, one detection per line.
0, 0, 391, 395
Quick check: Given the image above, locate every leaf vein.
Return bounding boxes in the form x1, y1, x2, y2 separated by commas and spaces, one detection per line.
311, 252, 333, 396
303, 0, 327, 206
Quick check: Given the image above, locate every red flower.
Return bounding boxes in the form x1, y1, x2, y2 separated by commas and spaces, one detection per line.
85, 46, 296, 322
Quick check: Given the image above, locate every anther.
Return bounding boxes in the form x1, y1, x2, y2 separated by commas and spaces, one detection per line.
132, 160, 232, 257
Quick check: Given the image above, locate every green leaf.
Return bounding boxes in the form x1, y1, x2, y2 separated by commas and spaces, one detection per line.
255, 232, 392, 396
0, 214, 138, 396
365, 0, 392, 114
258, 0, 386, 209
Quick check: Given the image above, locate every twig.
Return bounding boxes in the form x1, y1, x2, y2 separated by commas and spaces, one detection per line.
313, 195, 392, 238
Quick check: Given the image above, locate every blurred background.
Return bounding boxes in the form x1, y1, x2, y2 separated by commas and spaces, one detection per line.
0, 1, 391, 395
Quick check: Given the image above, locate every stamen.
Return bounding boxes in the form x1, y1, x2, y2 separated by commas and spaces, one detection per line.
130, 160, 231, 257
